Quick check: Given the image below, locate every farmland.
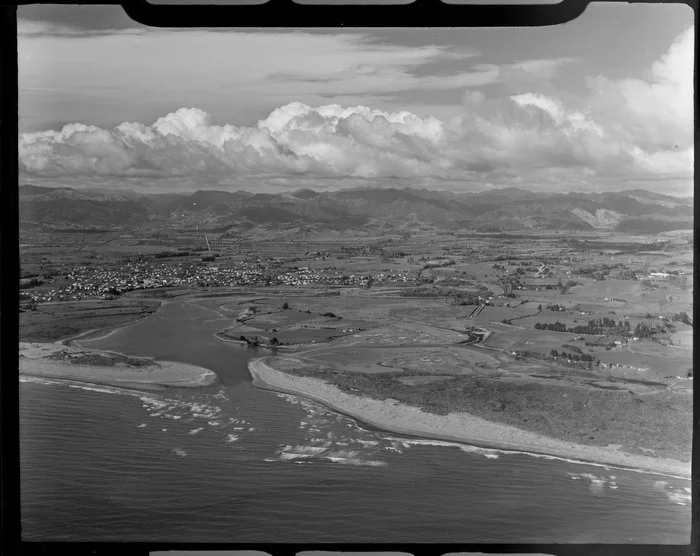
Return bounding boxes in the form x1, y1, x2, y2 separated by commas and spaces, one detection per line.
19, 212, 693, 465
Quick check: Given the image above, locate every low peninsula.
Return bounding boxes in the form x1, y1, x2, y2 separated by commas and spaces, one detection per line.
20, 342, 218, 390
250, 356, 691, 479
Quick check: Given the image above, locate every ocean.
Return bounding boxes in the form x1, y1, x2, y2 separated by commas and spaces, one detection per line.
19, 298, 691, 543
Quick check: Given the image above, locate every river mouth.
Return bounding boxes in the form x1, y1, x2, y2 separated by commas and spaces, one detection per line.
19, 291, 693, 543
73, 297, 255, 386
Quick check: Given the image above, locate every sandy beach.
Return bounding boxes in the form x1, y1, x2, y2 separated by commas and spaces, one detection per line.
249, 358, 691, 479
19, 342, 218, 390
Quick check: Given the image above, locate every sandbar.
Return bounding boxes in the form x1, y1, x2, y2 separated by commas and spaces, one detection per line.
249, 358, 690, 479
19, 342, 218, 390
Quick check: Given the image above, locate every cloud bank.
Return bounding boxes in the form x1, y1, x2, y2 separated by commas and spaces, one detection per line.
19, 28, 693, 193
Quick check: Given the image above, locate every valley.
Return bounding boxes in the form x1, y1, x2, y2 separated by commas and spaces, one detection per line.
18, 184, 694, 475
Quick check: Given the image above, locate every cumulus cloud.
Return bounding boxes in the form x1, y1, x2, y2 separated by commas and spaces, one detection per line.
19, 28, 693, 193
586, 27, 693, 152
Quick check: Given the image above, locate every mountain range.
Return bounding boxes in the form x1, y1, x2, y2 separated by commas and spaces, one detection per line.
18, 184, 693, 234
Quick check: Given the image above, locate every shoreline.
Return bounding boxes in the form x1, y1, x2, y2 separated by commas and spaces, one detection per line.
63, 298, 167, 347
249, 358, 691, 480
20, 342, 218, 390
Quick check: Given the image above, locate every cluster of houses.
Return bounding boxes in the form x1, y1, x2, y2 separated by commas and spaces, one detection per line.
19, 260, 269, 303
20, 259, 414, 304
276, 266, 410, 287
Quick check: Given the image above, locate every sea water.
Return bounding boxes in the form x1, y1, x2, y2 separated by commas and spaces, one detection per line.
19, 298, 691, 543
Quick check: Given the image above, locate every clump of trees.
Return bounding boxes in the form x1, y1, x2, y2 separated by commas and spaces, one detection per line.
154, 250, 190, 259
238, 335, 283, 347
535, 321, 567, 332
672, 312, 692, 326
19, 277, 43, 289
549, 349, 596, 362
557, 280, 579, 295
422, 259, 456, 270
535, 318, 631, 335
451, 295, 482, 306
633, 322, 669, 338
238, 335, 259, 347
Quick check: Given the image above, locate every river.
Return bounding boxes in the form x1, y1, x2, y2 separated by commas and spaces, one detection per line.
19, 296, 691, 543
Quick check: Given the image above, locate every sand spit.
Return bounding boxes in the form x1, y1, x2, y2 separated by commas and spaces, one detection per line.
249, 358, 690, 479
19, 342, 218, 390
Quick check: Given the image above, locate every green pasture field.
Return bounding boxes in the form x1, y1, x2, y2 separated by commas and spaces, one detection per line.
19, 298, 160, 342
671, 329, 693, 348
330, 322, 468, 347
303, 345, 502, 376
596, 349, 691, 378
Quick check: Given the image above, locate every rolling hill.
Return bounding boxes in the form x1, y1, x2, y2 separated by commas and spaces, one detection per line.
18, 183, 693, 234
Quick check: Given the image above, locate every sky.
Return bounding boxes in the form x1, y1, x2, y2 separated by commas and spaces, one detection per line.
18, 3, 694, 196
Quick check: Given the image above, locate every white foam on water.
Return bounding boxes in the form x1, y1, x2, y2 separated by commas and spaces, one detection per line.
21, 375, 143, 399
279, 452, 312, 461
271, 439, 388, 467
67, 383, 129, 395
653, 479, 691, 505
274, 392, 299, 403
278, 444, 330, 458
667, 491, 691, 505
384, 436, 502, 460
28, 378, 258, 448
589, 478, 606, 496
380, 436, 689, 479
137, 424, 147, 428
567, 472, 618, 496
323, 451, 388, 467
308, 437, 332, 446
226, 434, 239, 443
20, 375, 56, 385
173, 447, 187, 457
356, 439, 379, 448
324, 448, 360, 460
298, 445, 330, 455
